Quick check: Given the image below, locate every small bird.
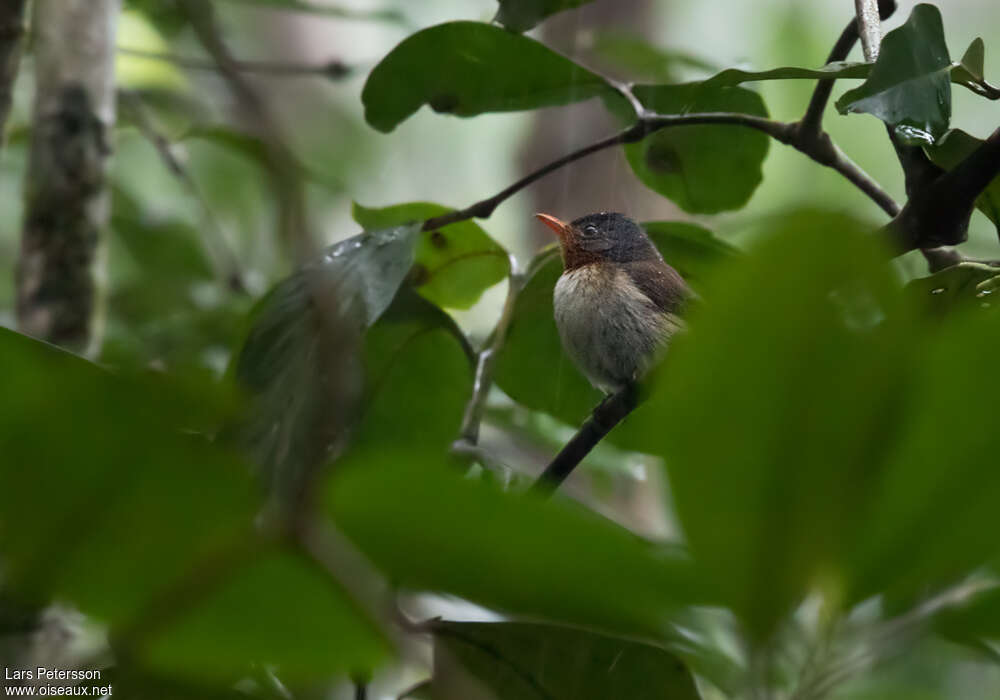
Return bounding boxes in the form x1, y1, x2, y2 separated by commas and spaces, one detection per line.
536, 211, 691, 394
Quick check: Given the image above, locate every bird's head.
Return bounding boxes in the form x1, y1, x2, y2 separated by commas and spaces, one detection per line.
535, 211, 660, 270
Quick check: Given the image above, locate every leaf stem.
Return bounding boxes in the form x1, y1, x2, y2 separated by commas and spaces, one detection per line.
117, 46, 353, 79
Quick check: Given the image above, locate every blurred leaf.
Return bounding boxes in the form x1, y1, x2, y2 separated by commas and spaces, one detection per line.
836, 4, 951, 145
399, 682, 435, 700
925, 129, 1000, 233
846, 306, 1000, 604
625, 83, 770, 213
591, 33, 715, 83
951, 38, 1000, 100
362, 22, 615, 133
125, 0, 187, 36
429, 621, 700, 700
327, 461, 704, 639
494, 222, 736, 435
494, 0, 594, 32
705, 61, 870, 87
0, 328, 388, 682
112, 215, 215, 285
228, 224, 419, 502
628, 211, 908, 639
215, 0, 409, 25
935, 585, 1000, 652
352, 202, 509, 309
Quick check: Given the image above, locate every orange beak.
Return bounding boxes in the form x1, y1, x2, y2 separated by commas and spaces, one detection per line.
535, 213, 571, 242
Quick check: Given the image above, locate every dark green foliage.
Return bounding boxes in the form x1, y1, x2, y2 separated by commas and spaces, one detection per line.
429, 621, 701, 699
362, 22, 614, 132
626, 83, 770, 212
926, 129, 1000, 232
837, 4, 952, 144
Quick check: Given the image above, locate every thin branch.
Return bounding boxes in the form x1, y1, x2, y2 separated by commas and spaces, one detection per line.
215, 0, 411, 27
531, 383, 640, 496
799, 20, 861, 136
120, 89, 248, 294
456, 263, 523, 445
117, 46, 353, 79
176, 0, 316, 262
423, 109, 899, 234
854, 0, 883, 62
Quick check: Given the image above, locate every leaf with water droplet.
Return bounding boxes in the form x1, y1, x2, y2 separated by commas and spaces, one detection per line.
836, 4, 952, 143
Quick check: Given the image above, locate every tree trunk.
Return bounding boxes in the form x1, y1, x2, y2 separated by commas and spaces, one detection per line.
0, 0, 28, 145
16, 0, 121, 354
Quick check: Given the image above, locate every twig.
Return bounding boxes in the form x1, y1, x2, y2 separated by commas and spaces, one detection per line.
531, 383, 640, 495
117, 46, 353, 79
423, 108, 899, 233
176, 0, 316, 262
799, 1, 896, 136
215, 0, 411, 27
456, 263, 523, 444
854, 0, 883, 62
119, 89, 248, 294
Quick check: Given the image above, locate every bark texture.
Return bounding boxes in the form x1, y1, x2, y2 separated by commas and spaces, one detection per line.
0, 0, 28, 142
16, 0, 120, 353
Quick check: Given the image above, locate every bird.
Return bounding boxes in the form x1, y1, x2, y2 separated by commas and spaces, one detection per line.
535, 211, 691, 394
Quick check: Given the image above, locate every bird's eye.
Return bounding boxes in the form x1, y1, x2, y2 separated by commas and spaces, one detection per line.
582, 225, 599, 237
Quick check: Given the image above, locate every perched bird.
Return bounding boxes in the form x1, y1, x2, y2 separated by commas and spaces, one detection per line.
536, 211, 691, 394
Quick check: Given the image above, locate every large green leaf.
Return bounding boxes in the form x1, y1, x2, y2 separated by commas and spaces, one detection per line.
362, 21, 615, 133
951, 38, 1000, 100
227, 223, 419, 503
627, 211, 910, 639
494, 0, 594, 32
326, 461, 704, 640
925, 128, 1000, 234
0, 328, 388, 682
429, 621, 700, 700
836, 4, 952, 144
493, 222, 737, 436
352, 202, 509, 309
625, 83, 770, 213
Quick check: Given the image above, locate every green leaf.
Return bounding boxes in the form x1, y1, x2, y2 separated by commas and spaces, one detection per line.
704, 61, 871, 87
625, 83, 770, 213
494, 223, 736, 436
836, 4, 952, 145
627, 210, 909, 639
935, 585, 1000, 652
0, 328, 388, 682
590, 33, 716, 83
327, 462, 703, 640
362, 22, 615, 133
227, 224, 419, 502
925, 128, 1000, 233
494, 0, 594, 32
429, 621, 701, 700
332, 286, 474, 473
905, 261, 1000, 316
951, 38, 1000, 100
352, 202, 510, 309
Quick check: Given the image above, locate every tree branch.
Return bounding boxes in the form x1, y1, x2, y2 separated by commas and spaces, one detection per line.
215, 0, 410, 27
117, 46, 352, 79
531, 384, 640, 496
120, 89, 248, 294
0, 0, 28, 146
854, 0, 883, 62
424, 108, 899, 234
175, 0, 316, 262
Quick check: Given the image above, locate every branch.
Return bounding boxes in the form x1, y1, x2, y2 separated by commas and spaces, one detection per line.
798, 1, 896, 136
885, 126, 1000, 252
854, 0, 883, 62
424, 109, 899, 233
120, 90, 248, 294
175, 0, 316, 262
117, 46, 353, 79
214, 0, 411, 27
0, 0, 27, 145
531, 384, 640, 496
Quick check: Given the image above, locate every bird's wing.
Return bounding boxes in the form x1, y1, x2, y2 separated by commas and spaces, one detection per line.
621, 259, 691, 315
